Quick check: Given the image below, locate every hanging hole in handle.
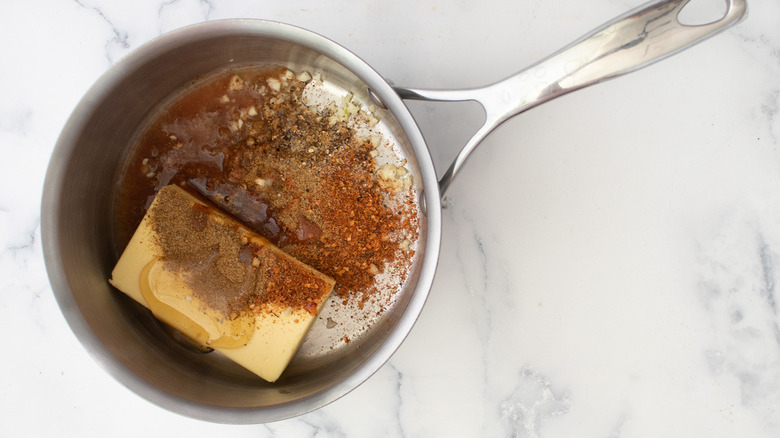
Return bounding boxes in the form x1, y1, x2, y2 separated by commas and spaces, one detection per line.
677, 0, 728, 26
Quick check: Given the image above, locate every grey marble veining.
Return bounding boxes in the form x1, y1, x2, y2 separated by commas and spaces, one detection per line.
3, 0, 780, 436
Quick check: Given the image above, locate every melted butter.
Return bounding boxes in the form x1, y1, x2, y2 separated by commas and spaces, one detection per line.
139, 258, 255, 348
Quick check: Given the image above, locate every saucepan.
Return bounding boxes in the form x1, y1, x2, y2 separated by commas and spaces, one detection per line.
42, 0, 747, 423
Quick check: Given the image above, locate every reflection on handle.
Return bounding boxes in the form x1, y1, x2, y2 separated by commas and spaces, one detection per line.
396, 0, 748, 197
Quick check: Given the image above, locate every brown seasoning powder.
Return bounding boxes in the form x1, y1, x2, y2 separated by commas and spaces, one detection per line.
116, 66, 418, 315
148, 188, 331, 316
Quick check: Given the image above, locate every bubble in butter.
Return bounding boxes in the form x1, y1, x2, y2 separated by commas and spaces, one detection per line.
109, 184, 335, 382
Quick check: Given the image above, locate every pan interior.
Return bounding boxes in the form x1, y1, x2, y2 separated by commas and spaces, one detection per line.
44, 22, 434, 422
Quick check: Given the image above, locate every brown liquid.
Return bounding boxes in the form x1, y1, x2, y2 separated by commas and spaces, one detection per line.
114, 67, 283, 248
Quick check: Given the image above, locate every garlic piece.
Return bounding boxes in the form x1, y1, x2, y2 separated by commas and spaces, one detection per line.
228, 75, 244, 91
267, 78, 281, 92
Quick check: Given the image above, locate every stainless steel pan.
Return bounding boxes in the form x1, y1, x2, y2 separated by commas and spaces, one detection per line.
42, 0, 747, 423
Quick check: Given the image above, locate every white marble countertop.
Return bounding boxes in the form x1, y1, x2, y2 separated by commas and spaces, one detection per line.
3, 0, 780, 436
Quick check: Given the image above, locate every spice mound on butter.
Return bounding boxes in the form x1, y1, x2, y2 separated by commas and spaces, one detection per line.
109, 184, 335, 382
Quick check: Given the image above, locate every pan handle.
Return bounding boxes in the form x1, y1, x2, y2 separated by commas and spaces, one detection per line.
394, 0, 747, 197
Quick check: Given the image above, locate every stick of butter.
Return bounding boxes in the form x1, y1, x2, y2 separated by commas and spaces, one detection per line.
109, 184, 335, 382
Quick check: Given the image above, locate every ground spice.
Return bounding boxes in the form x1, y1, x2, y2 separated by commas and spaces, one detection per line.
116, 66, 418, 315
148, 186, 332, 316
